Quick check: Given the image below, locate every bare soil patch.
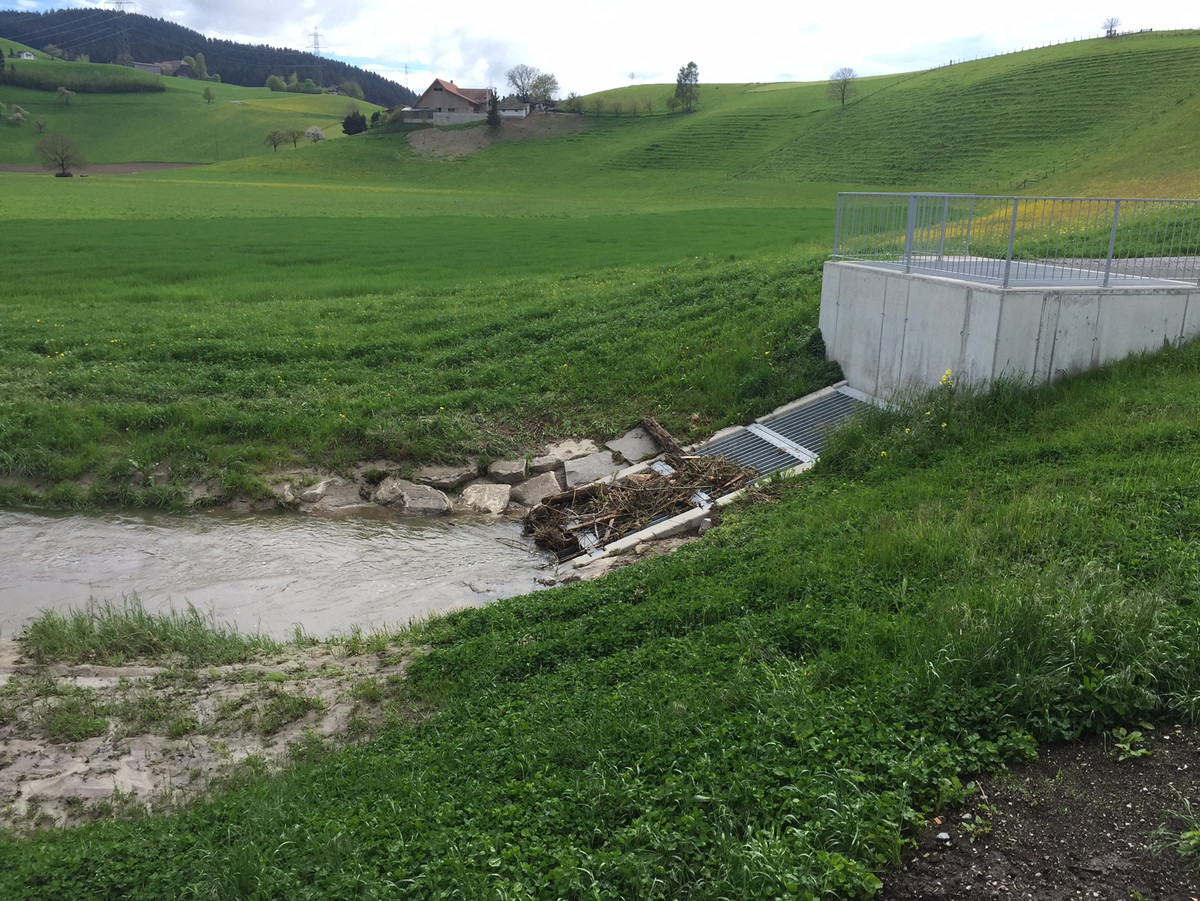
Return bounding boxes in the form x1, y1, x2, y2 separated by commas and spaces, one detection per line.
884, 725, 1200, 899
0, 638, 420, 832
406, 111, 588, 160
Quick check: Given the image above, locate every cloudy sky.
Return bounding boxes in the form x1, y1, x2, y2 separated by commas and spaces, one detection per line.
9, 0, 1198, 96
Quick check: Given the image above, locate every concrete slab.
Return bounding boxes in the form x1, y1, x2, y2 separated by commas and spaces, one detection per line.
564, 451, 621, 488
606, 426, 658, 463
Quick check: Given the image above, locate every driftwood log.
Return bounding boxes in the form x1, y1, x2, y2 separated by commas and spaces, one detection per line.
640, 415, 685, 461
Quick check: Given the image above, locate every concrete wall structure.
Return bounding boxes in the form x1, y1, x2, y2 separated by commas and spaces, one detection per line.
819, 261, 1200, 397
402, 111, 487, 126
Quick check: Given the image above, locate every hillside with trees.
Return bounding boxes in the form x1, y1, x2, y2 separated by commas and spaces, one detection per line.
0, 9, 415, 108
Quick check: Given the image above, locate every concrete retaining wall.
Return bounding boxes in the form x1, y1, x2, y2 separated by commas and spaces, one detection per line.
819, 261, 1200, 397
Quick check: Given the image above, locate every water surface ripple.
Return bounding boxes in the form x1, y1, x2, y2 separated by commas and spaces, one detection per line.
0, 508, 553, 638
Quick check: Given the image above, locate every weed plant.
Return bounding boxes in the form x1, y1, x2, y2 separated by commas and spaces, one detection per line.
1, 339, 1197, 898
1152, 795, 1200, 873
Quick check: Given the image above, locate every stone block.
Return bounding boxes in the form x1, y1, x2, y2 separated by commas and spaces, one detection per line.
539, 438, 600, 461
606, 426, 658, 463
413, 462, 479, 490
373, 477, 451, 514
458, 483, 512, 515
510, 471, 564, 507
564, 451, 620, 488
299, 479, 332, 504
487, 458, 527, 484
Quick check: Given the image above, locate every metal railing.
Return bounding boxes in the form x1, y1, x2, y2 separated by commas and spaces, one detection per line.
832, 193, 1200, 288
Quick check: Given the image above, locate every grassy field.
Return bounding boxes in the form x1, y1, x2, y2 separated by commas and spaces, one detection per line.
0, 207, 838, 507
0, 57, 371, 166
2, 30, 1200, 896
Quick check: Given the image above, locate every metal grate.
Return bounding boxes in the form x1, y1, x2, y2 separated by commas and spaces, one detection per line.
758, 391, 865, 455
693, 430, 802, 478
692, 388, 867, 477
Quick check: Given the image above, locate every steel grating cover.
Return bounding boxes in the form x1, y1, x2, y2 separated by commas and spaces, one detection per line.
758, 390, 866, 455
692, 430, 801, 478
693, 388, 867, 477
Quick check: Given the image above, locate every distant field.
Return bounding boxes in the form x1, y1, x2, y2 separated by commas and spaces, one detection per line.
0, 66, 371, 166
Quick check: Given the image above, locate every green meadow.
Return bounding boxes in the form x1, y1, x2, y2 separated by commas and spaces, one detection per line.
1, 29, 1200, 896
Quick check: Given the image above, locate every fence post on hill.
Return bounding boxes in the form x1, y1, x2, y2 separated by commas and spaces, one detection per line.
1103, 200, 1121, 287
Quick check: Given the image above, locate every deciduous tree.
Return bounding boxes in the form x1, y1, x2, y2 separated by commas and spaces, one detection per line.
56, 85, 75, 105
674, 61, 699, 112
506, 63, 539, 99
529, 71, 559, 103
829, 67, 857, 109
1103, 17, 1121, 38
37, 133, 84, 175
305, 125, 326, 143
264, 130, 287, 152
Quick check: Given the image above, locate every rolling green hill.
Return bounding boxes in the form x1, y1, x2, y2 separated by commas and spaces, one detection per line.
5, 30, 1200, 194
0, 56, 378, 166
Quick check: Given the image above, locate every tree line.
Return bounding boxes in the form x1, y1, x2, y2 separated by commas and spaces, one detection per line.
0, 9, 416, 108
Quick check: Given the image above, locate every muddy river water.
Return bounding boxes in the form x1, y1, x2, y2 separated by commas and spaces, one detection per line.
0, 508, 555, 639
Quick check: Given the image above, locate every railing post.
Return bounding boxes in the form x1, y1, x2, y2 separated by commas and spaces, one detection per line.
1002, 197, 1020, 288
936, 195, 950, 262
1102, 200, 1120, 288
964, 196, 975, 258
904, 194, 918, 273
832, 194, 844, 260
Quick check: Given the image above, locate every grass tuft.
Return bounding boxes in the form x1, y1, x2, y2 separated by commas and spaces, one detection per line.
18, 598, 282, 666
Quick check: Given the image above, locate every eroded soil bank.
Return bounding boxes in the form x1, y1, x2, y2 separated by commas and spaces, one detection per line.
0, 637, 417, 831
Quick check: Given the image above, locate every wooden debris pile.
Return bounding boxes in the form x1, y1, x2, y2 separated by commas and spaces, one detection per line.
525, 454, 758, 559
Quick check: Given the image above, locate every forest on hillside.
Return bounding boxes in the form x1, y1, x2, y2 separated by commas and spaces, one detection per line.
0, 9, 416, 108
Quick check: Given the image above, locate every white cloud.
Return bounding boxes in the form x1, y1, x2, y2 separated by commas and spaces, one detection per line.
18, 0, 1200, 95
